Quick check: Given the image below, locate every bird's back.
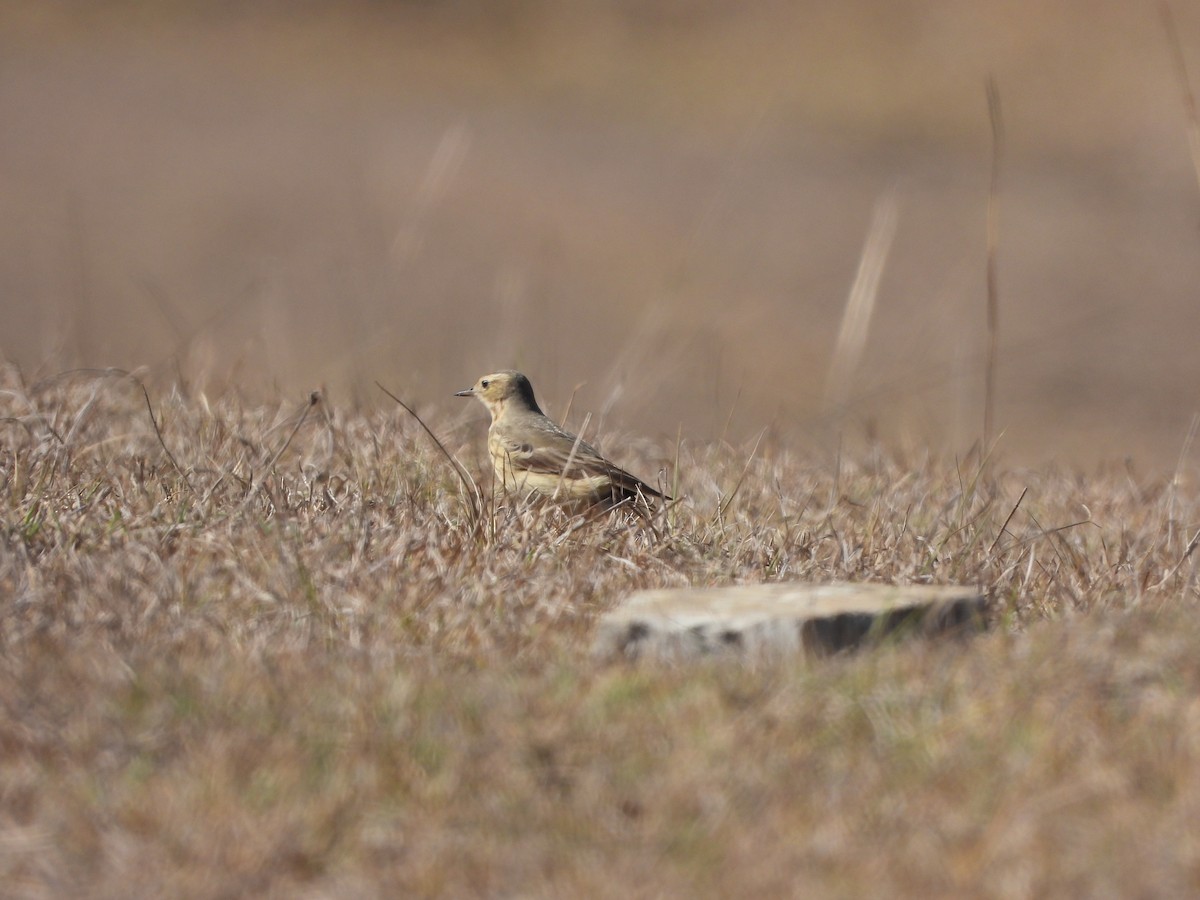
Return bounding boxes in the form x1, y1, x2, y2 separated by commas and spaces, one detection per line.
488, 408, 666, 505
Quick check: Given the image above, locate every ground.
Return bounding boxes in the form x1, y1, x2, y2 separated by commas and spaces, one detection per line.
2, 371, 1198, 896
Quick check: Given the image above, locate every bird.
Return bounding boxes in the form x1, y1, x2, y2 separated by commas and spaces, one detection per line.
455, 370, 670, 508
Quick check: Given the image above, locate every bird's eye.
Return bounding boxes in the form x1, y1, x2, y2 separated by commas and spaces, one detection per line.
481, 379, 490, 388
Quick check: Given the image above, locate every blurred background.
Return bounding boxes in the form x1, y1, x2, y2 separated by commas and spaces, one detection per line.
3, 1, 1200, 469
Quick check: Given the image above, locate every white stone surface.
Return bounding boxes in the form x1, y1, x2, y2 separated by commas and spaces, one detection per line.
592, 582, 986, 663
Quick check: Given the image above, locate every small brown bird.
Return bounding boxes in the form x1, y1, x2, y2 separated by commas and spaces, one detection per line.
456, 370, 669, 507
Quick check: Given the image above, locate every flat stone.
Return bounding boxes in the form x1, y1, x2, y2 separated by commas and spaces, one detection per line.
592, 582, 987, 663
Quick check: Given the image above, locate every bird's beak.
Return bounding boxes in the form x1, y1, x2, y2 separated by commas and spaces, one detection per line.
454, 388, 474, 397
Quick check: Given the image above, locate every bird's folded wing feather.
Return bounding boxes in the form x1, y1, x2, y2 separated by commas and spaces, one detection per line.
496, 435, 663, 497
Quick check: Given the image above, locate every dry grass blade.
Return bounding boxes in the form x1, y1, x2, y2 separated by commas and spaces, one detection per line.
140, 380, 195, 494
260, 392, 320, 472
376, 380, 482, 525
560, 381, 586, 429
27, 368, 194, 483
1171, 412, 1199, 492
824, 187, 899, 415
1157, 527, 1200, 588
718, 383, 742, 447
392, 122, 472, 268
552, 412, 592, 502
984, 76, 1004, 453
1161, 1, 1200, 191
240, 391, 320, 510
716, 426, 766, 522
988, 485, 1027, 555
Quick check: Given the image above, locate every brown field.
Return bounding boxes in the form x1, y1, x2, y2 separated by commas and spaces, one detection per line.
3, 368, 1199, 897
3, 2, 1200, 897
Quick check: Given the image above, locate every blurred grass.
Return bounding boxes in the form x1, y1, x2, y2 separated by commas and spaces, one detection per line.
2, 2, 1200, 466
1, 367, 1198, 895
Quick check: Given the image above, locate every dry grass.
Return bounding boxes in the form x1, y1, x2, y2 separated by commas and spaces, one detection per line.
2, 364, 1199, 897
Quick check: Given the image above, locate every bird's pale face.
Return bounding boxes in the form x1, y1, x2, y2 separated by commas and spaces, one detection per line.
455, 371, 530, 419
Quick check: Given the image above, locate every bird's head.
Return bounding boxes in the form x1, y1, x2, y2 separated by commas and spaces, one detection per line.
455, 370, 543, 418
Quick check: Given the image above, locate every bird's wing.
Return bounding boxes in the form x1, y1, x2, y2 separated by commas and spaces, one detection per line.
495, 431, 666, 499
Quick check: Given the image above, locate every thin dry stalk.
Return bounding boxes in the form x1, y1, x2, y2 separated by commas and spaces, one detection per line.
240, 391, 321, 510
376, 381, 482, 526
560, 381, 585, 429
715, 426, 766, 522
392, 122, 472, 268
141, 380, 195, 494
824, 187, 899, 416
1158, 527, 1200, 588
1161, 2, 1200, 192
988, 486, 1028, 556
553, 412, 592, 502
719, 384, 743, 447
984, 77, 1004, 454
